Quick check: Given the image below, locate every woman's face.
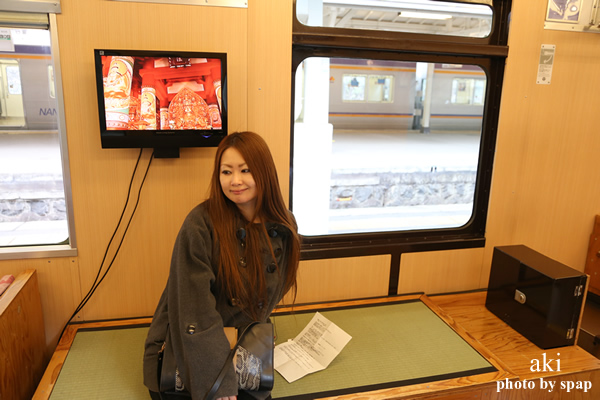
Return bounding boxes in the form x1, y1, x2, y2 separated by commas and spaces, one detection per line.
220, 147, 258, 220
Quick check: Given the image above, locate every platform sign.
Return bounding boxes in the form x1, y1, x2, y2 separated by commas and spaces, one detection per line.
0, 29, 15, 52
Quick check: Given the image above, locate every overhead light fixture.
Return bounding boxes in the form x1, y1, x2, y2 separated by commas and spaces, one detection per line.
399, 11, 452, 20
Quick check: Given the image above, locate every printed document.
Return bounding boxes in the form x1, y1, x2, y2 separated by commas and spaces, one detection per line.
274, 312, 352, 383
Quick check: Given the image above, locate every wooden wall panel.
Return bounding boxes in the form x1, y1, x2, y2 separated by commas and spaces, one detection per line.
283, 256, 391, 305
399, 249, 485, 295
53, 0, 249, 323
247, 0, 293, 200
481, 0, 600, 285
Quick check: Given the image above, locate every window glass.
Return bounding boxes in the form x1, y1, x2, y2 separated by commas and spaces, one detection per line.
296, 0, 493, 38
342, 74, 366, 101
0, 26, 69, 247
292, 57, 486, 236
451, 78, 486, 105
368, 75, 393, 103
0, 59, 25, 127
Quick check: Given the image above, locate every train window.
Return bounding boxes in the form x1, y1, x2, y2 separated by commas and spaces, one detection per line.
451, 78, 486, 105
367, 75, 393, 103
342, 74, 366, 101
291, 0, 509, 267
5, 65, 22, 94
292, 57, 485, 237
0, 59, 25, 127
0, 12, 76, 257
341, 73, 395, 103
295, 0, 493, 39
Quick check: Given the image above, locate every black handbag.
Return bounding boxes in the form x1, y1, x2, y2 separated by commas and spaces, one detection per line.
157, 322, 274, 400
232, 322, 274, 392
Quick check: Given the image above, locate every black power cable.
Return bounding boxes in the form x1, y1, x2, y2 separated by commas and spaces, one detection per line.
57, 148, 155, 342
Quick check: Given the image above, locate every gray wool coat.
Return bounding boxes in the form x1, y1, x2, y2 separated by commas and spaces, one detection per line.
143, 201, 294, 399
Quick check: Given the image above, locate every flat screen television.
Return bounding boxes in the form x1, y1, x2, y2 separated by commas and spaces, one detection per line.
94, 49, 227, 158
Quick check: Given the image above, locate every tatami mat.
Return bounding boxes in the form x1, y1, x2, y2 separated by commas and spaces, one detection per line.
49, 326, 149, 399
271, 300, 494, 399
48, 300, 494, 399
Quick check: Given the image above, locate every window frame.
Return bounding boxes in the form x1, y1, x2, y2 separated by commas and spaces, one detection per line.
290, 0, 511, 264
292, 0, 510, 56
0, 3, 77, 260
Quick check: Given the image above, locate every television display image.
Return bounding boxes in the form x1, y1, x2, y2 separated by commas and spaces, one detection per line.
94, 49, 227, 157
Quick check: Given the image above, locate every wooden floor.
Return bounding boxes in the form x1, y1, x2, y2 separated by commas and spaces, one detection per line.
430, 291, 600, 400
33, 292, 600, 400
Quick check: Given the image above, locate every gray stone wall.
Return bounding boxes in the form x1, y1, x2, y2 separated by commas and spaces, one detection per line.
330, 170, 476, 209
0, 174, 66, 222
0, 170, 475, 223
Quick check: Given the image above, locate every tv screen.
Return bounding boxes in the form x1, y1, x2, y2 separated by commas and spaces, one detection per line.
94, 49, 227, 158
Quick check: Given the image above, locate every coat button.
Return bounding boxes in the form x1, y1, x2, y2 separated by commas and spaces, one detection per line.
268, 228, 278, 238
229, 298, 239, 307
267, 262, 277, 273
237, 228, 246, 248
239, 257, 247, 267
186, 324, 196, 334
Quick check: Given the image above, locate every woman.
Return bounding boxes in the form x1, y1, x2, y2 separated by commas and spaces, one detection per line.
143, 131, 301, 400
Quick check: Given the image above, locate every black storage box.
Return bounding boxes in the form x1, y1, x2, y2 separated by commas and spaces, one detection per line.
485, 245, 587, 349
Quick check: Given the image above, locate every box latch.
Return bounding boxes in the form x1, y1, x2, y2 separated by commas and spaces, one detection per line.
514, 289, 526, 304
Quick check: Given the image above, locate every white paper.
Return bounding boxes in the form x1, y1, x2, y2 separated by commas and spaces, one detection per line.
274, 312, 352, 383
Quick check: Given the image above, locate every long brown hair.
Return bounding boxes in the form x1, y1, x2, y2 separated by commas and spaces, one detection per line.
207, 131, 300, 319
